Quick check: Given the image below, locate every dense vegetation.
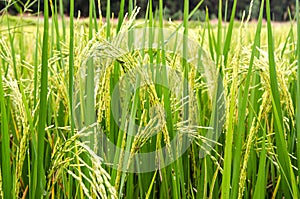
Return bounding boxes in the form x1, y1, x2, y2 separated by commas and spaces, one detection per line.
0, 0, 297, 21
1, 0, 300, 198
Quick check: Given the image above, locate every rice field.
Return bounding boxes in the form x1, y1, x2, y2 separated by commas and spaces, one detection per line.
1, 0, 300, 198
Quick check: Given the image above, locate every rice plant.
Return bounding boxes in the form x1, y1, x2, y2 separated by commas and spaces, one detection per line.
1, 0, 300, 198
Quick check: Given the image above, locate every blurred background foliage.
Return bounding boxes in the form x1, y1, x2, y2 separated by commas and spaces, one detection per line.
0, 0, 296, 21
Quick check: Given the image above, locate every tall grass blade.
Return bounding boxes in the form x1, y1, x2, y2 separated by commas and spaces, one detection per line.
266, 0, 298, 197
252, 128, 266, 199
221, 1, 239, 198
59, 0, 66, 41
89, 0, 94, 39
0, 46, 11, 199
217, 0, 222, 61
117, 0, 125, 32
223, 0, 237, 65
31, 1, 40, 197
36, 0, 49, 197
231, 0, 264, 198
110, 0, 125, 189
296, 0, 300, 181
69, 0, 75, 135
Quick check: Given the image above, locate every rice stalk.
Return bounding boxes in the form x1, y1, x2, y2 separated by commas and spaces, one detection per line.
253, 129, 267, 198
238, 94, 269, 198
265, 2, 298, 195
221, 12, 241, 199
223, 0, 237, 66
0, 41, 11, 199
231, 1, 264, 197
296, 0, 300, 181
3, 77, 30, 197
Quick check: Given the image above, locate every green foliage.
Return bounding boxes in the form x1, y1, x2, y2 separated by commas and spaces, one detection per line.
1, 0, 300, 198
